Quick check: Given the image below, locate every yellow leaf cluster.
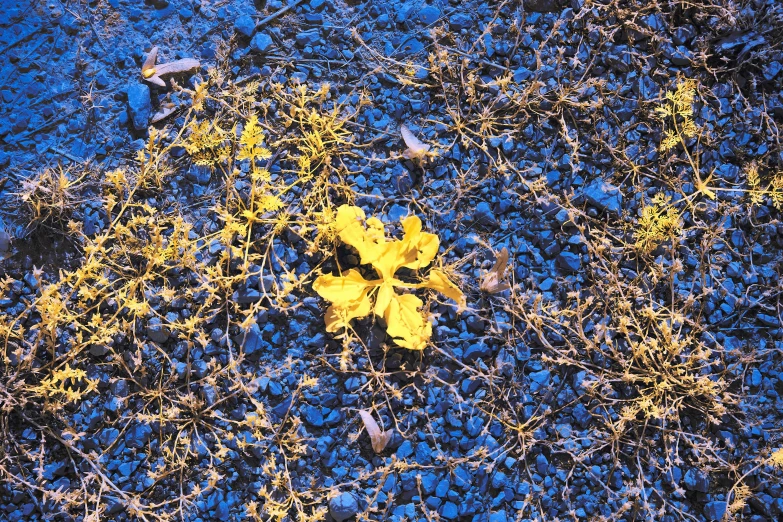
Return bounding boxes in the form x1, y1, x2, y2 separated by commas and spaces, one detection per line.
313, 205, 465, 349
771, 448, 783, 468
634, 194, 682, 254
655, 79, 698, 153
31, 363, 99, 404
184, 120, 230, 166
238, 115, 272, 163
746, 162, 783, 210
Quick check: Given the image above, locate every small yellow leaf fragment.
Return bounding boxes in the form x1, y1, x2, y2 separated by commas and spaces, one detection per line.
769, 448, 783, 468
422, 269, 466, 311
313, 269, 376, 308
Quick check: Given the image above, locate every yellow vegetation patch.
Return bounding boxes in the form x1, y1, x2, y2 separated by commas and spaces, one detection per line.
313, 205, 464, 349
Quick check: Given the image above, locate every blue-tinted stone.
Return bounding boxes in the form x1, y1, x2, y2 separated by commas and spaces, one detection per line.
704, 501, 727, 521
234, 15, 255, 38
251, 32, 274, 53
329, 492, 358, 522
419, 5, 441, 24
127, 83, 151, 131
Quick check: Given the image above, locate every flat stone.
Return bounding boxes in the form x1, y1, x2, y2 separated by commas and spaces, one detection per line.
583, 179, 623, 214
127, 83, 151, 131
419, 5, 441, 24
250, 32, 274, 53
329, 492, 358, 522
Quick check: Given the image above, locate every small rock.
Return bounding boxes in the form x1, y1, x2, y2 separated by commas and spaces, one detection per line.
388, 203, 408, 223
146, 317, 170, 343
441, 501, 458, 520
757, 313, 779, 327
250, 32, 274, 53
583, 179, 623, 214
419, 5, 441, 24
513, 67, 532, 82
215, 501, 229, 519
295, 30, 320, 47
749, 368, 762, 387
572, 403, 591, 427
684, 468, 710, 493
556, 251, 581, 273
449, 12, 472, 30
670, 45, 693, 66
535, 453, 549, 475
490, 511, 507, 522
393, 37, 424, 58
474, 202, 496, 226
463, 343, 491, 362
704, 501, 727, 521
234, 323, 264, 360
491, 472, 508, 489
125, 423, 152, 449
234, 14, 255, 38
127, 83, 151, 131
302, 405, 324, 427
329, 492, 358, 522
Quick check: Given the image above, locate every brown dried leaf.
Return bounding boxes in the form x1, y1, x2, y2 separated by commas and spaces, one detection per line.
156, 58, 201, 76
358, 409, 392, 453
141, 46, 200, 88
151, 105, 177, 124
401, 123, 430, 161
480, 247, 511, 293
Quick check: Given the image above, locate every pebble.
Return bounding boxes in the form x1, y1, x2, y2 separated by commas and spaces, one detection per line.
329, 492, 358, 522
583, 179, 623, 214
250, 32, 274, 53
556, 251, 581, 273
684, 468, 710, 493
419, 5, 441, 25
474, 202, 496, 226
234, 14, 255, 38
704, 501, 727, 521
127, 83, 151, 131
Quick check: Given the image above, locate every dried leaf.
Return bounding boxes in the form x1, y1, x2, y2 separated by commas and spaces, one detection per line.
358, 410, 392, 453
401, 124, 430, 161
156, 58, 201, 76
141, 46, 200, 88
480, 247, 511, 293
151, 105, 177, 124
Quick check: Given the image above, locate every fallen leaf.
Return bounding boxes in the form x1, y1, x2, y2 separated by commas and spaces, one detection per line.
142, 46, 200, 88
151, 105, 177, 123
401, 124, 430, 162
481, 247, 511, 294
358, 410, 393, 453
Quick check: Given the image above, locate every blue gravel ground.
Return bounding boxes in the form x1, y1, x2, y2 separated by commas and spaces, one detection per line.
1, 0, 783, 521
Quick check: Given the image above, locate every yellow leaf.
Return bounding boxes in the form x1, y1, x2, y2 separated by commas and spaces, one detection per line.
324, 294, 372, 333
422, 269, 466, 311
374, 281, 396, 318
384, 293, 432, 350
400, 215, 439, 270
335, 205, 385, 266
313, 269, 377, 308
